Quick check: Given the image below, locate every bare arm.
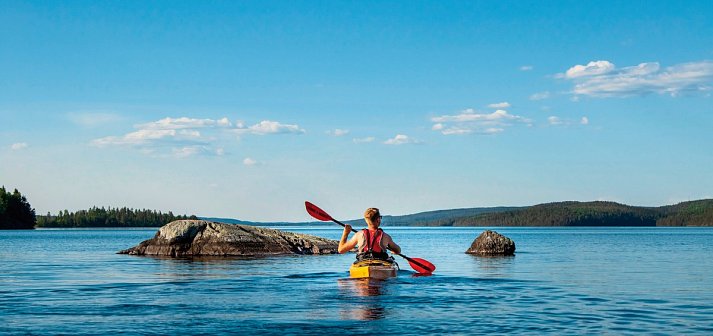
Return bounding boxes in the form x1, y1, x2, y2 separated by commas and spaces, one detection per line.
383, 233, 401, 254
338, 225, 359, 254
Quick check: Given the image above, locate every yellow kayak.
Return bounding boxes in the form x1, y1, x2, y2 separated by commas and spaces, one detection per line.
349, 259, 398, 280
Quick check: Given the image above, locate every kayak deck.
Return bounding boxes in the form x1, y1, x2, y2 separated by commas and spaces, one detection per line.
349, 259, 398, 280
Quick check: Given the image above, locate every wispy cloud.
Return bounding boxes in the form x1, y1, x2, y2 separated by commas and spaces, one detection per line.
488, 102, 511, 109
529, 91, 551, 101
520, 65, 533, 71
92, 129, 201, 147
326, 129, 349, 137
384, 134, 422, 145
234, 120, 305, 135
243, 157, 260, 166
353, 137, 375, 144
561, 60, 615, 79
172, 146, 220, 159
560, 60, 713, 97
547, 116, 563, 126
138, 117, 232, 130
92, 116, 305, 158
10, 142, 29, 150
547, 115, 590, 127
431, 108, 531, 135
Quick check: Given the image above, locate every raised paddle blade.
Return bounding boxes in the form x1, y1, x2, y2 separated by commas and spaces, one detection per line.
305, 201, 333, 221
407, 257, 436, 274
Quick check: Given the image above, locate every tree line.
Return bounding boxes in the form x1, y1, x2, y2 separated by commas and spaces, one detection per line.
397, 200, 713, 227
0, 186, 37, 229
36, 206, 198, 228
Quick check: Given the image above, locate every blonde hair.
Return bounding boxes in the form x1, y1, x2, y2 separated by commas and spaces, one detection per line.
364, 208, 381, 223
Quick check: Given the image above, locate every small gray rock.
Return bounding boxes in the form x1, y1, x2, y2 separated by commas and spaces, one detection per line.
466, 230, 516, 256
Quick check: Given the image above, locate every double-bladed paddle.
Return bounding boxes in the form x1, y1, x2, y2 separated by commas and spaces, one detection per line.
305, 201, 436, 274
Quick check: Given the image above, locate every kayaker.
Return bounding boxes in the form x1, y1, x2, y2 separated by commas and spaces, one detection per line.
338, 207, 401, 261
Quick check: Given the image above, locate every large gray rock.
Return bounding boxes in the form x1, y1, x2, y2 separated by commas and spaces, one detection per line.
118, 220, 339, 257
466, 230, 516, 256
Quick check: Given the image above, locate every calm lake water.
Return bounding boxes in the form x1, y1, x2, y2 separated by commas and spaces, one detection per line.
2, 226, 713, 335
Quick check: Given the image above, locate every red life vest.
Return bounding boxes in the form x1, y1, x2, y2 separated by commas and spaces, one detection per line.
361, 228, 384, 253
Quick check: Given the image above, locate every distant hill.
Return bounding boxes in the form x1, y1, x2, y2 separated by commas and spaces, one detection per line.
205, 200, 713, 227
371, 206, 522, 226
202, 207, 521, 227
656, 199, 713, 226
204, 199, 713, 228
36, 199, 713, 228
414, 200, 713, 227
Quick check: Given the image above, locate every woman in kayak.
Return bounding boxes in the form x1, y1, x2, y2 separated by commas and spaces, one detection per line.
338, 207, 401, 261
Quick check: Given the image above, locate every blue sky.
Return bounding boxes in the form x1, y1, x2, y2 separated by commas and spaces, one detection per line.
2, 1, 712, 221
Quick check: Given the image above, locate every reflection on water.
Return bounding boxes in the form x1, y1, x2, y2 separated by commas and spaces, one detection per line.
470, 254, 515, 278
337, 278, 387, 320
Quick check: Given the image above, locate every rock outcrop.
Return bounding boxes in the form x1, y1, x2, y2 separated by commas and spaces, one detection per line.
118, 220, 339, 257
466, 230, 516, 256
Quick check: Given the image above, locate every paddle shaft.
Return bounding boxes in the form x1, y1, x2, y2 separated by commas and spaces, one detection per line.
331, 218, 432, 271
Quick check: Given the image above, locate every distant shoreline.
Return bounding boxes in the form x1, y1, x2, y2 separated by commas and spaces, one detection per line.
7, 199, 707, 229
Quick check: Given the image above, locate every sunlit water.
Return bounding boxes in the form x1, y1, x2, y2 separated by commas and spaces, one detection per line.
2, 227, 713, 334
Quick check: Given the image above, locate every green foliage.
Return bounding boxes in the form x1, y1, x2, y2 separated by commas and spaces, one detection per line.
0, 186, 37, 229
655, 199, 713, 226
387, 200, 713, 227
36, 207, 197, 228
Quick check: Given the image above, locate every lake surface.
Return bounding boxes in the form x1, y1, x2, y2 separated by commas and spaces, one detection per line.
2, 226, 713, 335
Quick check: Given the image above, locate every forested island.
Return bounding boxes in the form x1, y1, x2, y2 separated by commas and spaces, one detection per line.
36, 207, 197, 228
1, 186, 197, 229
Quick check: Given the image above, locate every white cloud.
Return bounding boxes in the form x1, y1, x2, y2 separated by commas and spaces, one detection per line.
488, 102, 511, 109
137, 117, 223, 130
431, 108, 531, 135
173, 146, 205, 158
384, 134, 421, 145
92, 116, 307, 159
548, 116, 563, 125
441, 127, 474, 135
483, 128, 505, 134
561, 60, 713, 97
530, 91, 551, 100
353, 137, 375, 144
92, 130, 171, 146
327, 129, 349, 137
217, 118, 232, 127
520, 65, 533, 71
172, 145, 227, 159
235, 120, 306, 135
11, 142, 28, 150
243, 157, 258, 166
563, 60, 615, 79
547, 116, 590, 127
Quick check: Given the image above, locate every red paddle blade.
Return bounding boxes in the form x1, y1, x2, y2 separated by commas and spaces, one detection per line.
408, 258, 436, 274
305, 201, 334, 221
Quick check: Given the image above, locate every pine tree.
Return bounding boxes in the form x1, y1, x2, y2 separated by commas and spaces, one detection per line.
0, 186, 36, 229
